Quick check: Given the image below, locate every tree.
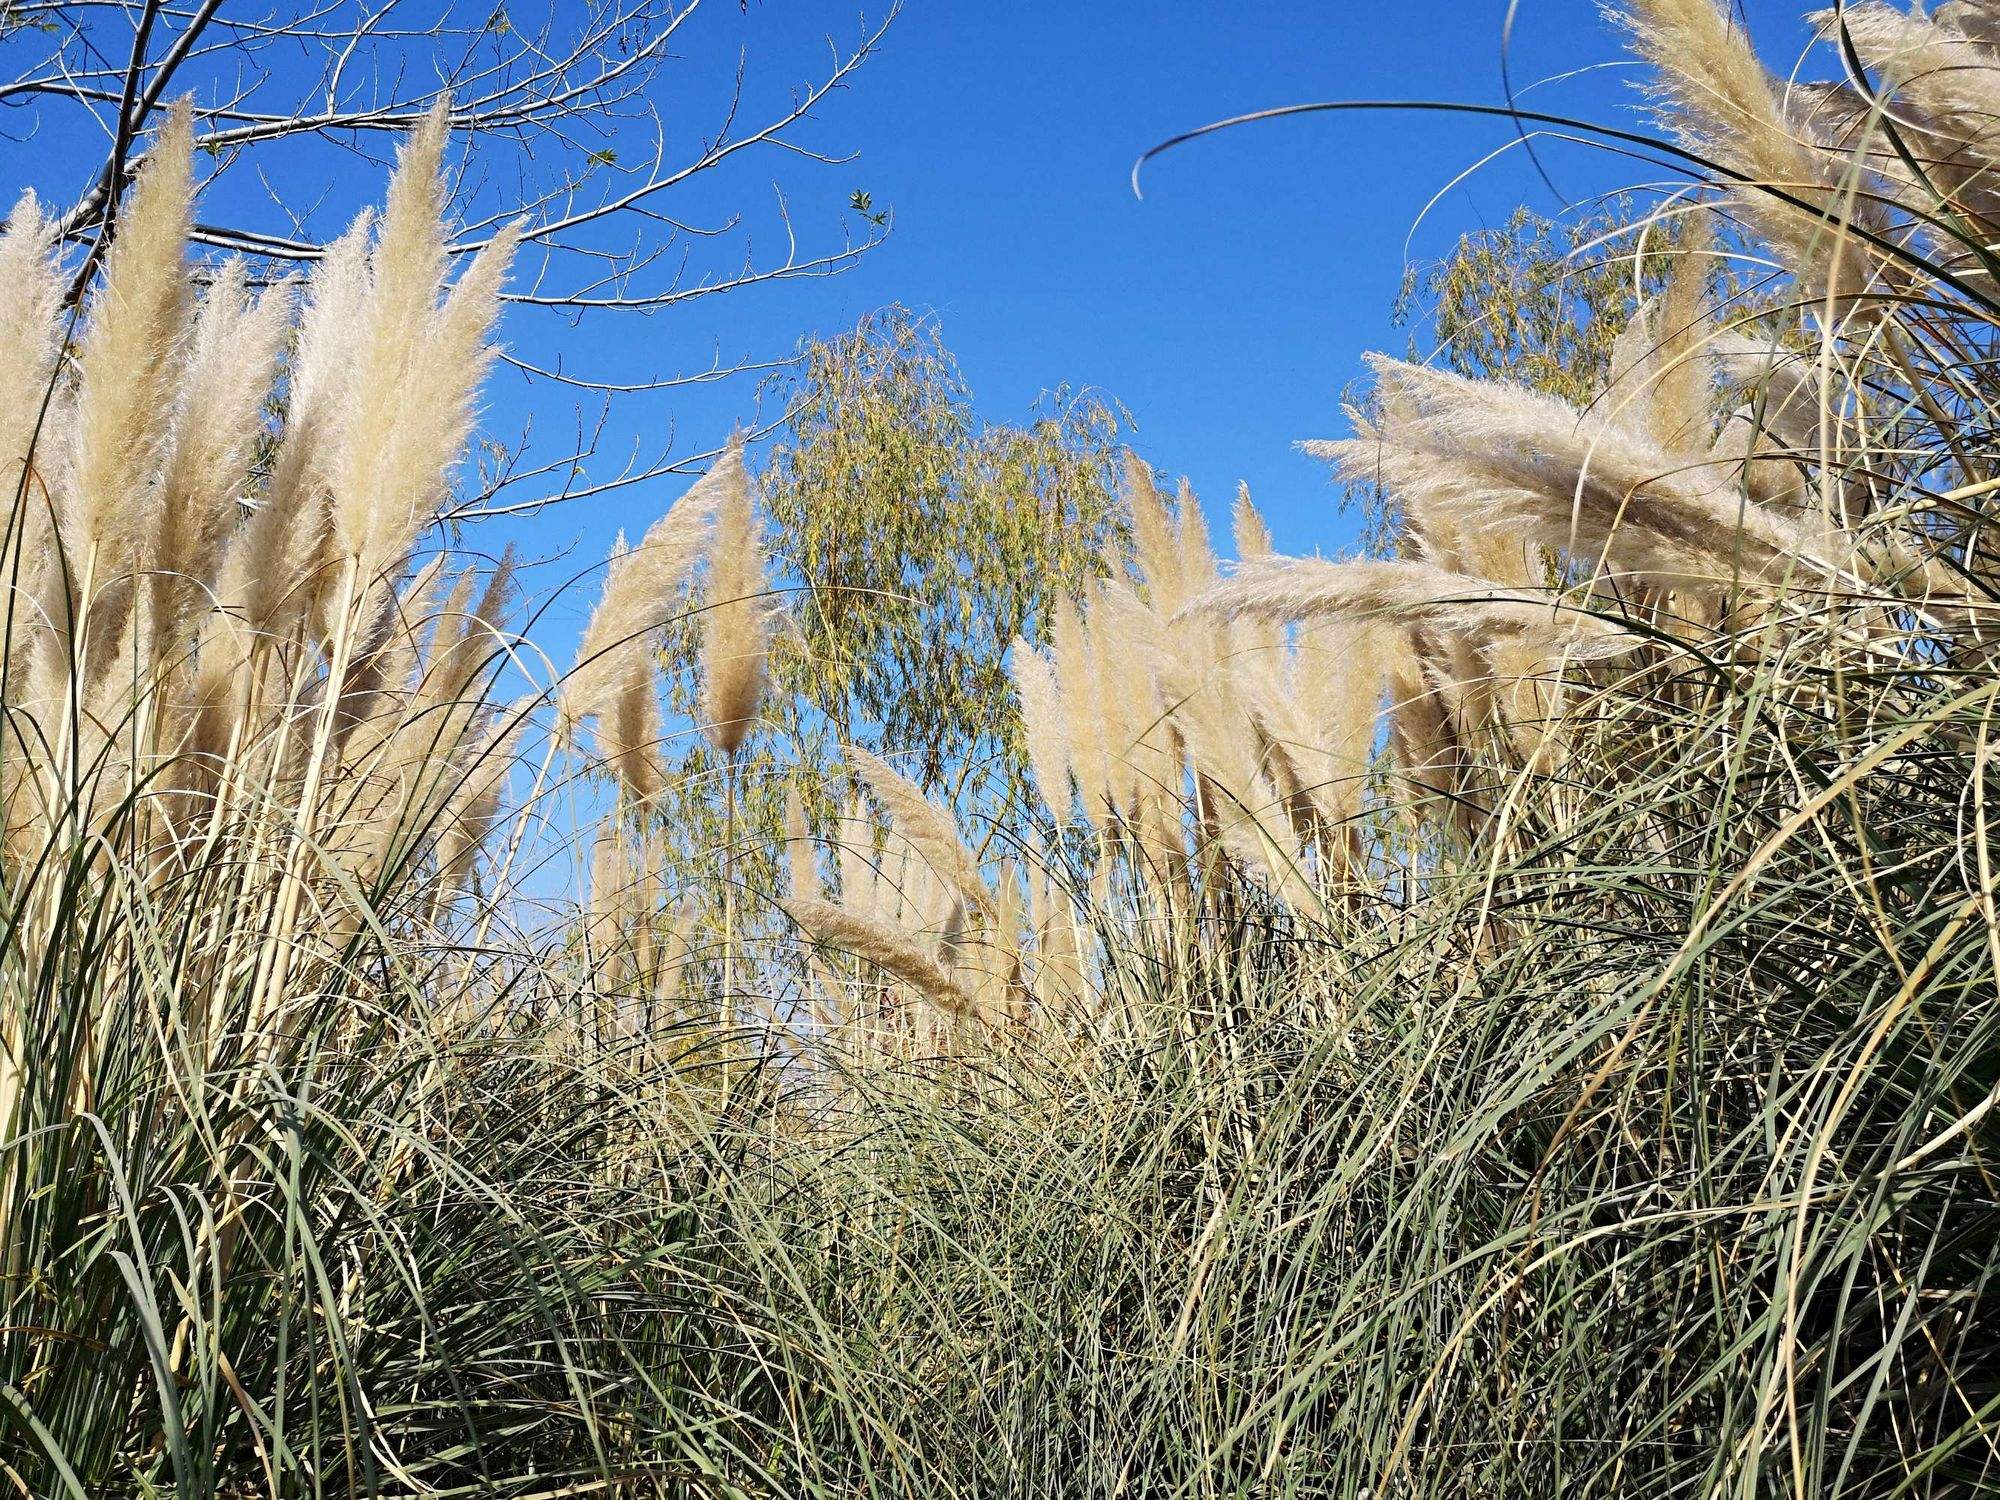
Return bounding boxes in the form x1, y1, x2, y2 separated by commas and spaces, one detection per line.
761, 308, 1128, 796
1406, 201, 1668, 402
643, 308, 1128, 954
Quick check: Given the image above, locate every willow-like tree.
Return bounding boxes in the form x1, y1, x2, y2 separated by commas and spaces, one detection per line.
649, 307, 1128, 959
1410, 202, 1673, 400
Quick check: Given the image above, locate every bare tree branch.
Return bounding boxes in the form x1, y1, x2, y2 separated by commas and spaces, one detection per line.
1, 0, 898, 512
7, 0, 896, 312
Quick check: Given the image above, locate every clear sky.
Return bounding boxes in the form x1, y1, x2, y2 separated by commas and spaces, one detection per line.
4, 0, 1821, 643
469, 0, 1815, 623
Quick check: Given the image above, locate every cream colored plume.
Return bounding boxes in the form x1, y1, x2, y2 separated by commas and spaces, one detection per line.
1083, 580, 1169, 825
218, 211, 376, 646
1030, 859, 1085, 1012
423, 549, 517, 712
784, 779, 818, 904
1175, 477, 1219, 602
984, 861, 1030, 1014
1081, 586, 1144, 820
0, 192, 65, 699
431, 698, 528, 903
327, 100, 518, 581
1232, 483, 1273, 562
150, 262, 293, 651
1292, 619, 1389, 835
1010, 636, 1071, 824
1125, 453, 1184, 614
1942, 1, 2000, 49
1312, 355, 1824, 596
700, 445, 769, 755
0, 192, 63, 516
1708, 332, 1835, 454
1617, 0, 1890, 303
1185, 556, 1631, 654
1050, 595, 1108, 828
0, 87, 526, 935
835, 796, 879, 916
846, 744, 995, 919
1108, 579, 1311, 906
1230, 484, 1285, 659
786, 894, 976, 1015
60, 104, 195, 638
570, 442, 741, 712
600, 657, 666, 806
1385, 648, 1465, 811
1601, 210, 1717, 454
1813, 3, 2000, 226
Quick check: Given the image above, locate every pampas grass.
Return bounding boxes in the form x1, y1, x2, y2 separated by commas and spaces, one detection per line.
0, 193, 62, 509
1050, 595, 1109, 829
0, 96, 520, 876
328, 103, 518, 582
784, 778, 818, 903
566, 441, 743, 776
1812, 2, 2000, 230
700, 442, 770, 755
1601, 210, 1717, 452
6, 2, 2000, 1492
1010, 635, 1071, 826
1125, 450, 1185, 615
1312, 354, 1829, 598
847, 744, 995, 918
149, 262, 291, 655
1186, 555, 1632, 652
1618, 0, 1891, 303
54, 102, 194, 686
785, 892, 977, 1015
688, 442, 771, 1053
214, 212, 372, 651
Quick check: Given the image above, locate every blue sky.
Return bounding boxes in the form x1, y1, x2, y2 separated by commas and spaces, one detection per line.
471, 0, 1815, 619
5, 0, 1821, 644
507, 0, 1670, 574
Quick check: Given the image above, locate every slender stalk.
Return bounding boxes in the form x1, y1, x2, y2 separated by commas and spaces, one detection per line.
722, 745, 738, 1084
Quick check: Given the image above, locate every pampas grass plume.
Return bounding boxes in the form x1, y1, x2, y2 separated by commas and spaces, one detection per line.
847, 744, 995, 918
700, 443, 769, 755
66, 102, 195, 594
1010, 636, 1071, 824
787, 894, 975, 1015
567, 439, 743, 736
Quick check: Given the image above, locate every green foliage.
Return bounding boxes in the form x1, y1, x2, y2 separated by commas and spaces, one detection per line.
641, 309, 1127, 963
1409, 202, 1664, 401
849, 189, 889, 227
761, 307, 1128, 795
